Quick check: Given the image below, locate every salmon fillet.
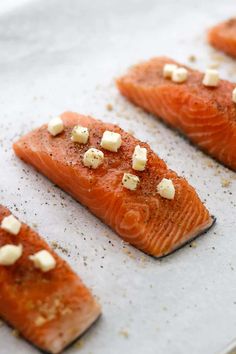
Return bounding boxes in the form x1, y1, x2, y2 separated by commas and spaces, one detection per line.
0, 204, 101, 354
117, 57, 236, 170
13, 112, 214, 257
208, 18, 236, 58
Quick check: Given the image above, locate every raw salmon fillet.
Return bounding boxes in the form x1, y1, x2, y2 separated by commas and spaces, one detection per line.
13, 112, 214, 257
117, 57, 236, 170
208, 18, 236, 58
0, 205, 101, 354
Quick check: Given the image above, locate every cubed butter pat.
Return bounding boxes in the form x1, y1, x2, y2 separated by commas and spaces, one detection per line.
48, 117, 64, 136
101, 130, 122, 152
0, 244, 23, 266
157, 178, 175, 200
83, 148, 104, 169
71, 125, 89, 144
163, 64, 178, 79
30, 250, 56, 272
202, 69, 219, 87
232, 88, 236, 103
132, 145, 147, 171
1, 215, 22, 235
122, 173, 140, 191
172, 67, 188, 83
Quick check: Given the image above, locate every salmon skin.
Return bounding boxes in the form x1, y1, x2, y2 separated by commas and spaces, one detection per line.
117, 57, 236, 171
13, 112, 214, 258
208, 18, 236, 58
0, 205, 101, 354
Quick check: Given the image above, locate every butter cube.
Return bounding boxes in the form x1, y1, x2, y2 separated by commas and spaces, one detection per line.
83, 148, 104, 169
232, 88, 236, 103
172, 67, 188, 83
202, 69, 219, 87
163, 64, 178, 79
48, 117, 64, 136
1, 215, 22, 235
132, 145, 147, 171
0, 244, 23, 266
30, 250, 56, 272
71, 125, 89, 144
122, 173, 140, 191
101, 131, 122, 152
157, 178, 175, 200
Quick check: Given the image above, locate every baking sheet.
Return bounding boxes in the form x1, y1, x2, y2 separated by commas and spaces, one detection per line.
0, 0, 235, 353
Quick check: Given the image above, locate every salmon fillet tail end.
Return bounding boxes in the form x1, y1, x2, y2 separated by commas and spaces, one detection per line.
155, 215, 216, 259
0, 204, 101, 354
13, 112, 215, 258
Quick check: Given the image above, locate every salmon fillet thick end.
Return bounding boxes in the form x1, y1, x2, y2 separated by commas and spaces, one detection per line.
117, 57, 236, 171
0, 205, 101, 354
208, 18, 236, 58
13, 112, 214, 258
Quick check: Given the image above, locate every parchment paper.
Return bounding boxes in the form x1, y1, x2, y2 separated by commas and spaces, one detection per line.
0, 1, 235, 353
